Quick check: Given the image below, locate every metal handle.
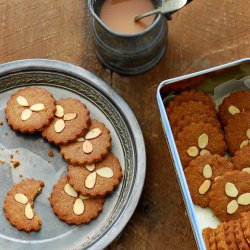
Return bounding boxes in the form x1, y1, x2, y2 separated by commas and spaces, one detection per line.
164, 0, 193, 20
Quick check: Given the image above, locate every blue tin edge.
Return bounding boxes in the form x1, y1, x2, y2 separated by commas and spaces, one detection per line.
156, 58, 250, 250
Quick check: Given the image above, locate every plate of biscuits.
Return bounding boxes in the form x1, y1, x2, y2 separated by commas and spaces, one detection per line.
0, 59, 146, 250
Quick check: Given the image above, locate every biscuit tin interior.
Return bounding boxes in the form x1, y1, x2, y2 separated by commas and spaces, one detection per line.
0, 59, 146, 250
157, 58, 250, 249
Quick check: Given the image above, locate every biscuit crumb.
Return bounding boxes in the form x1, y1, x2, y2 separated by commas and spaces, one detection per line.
0, 159, 5, 164
16, 150, 19, 154
11, 160, 20, 168
0, 120, 3, 126
19, 174, 23, 177
48, 151, 54, 157
10, 154, 14, 159
48, 160, 51, 163
5, 132, 8, 136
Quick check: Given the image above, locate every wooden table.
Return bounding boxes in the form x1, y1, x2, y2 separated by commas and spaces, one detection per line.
1, 1, 250, 249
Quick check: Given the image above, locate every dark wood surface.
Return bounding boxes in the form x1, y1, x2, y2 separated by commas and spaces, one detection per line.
1, 1, 250, 249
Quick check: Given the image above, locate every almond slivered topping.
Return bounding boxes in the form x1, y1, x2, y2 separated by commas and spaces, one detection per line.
200, 149, 210, 156
29, 103, 45, 111
237, 193, 250, 205
16, 96, 29, 107
242, 167, 250, 174
82, 140, 93, 154
85, 171, 97, 189
85, 128, 102, 140
228, 105, 240, 115
86, 164, 95, 172
198, 180, 211, 195
25, 203, 34, 219
54, 119, 65, 133
55, 105, 64, 118
240, 140, 249, 149
73, 198, 85, 215
187, 146, 199, 157
14, 193, 28, 204
96, 167, 114, 178
21, 109, 32, 121
198, 134, 209, 149
79, 194, 89, 200
64, 184, 78, 198
203, 164, 212, 179
227, 200, 239, 214
247, 129, 250, 139
76, 137, 85, 142
63, 113, 77, 121
225, 182, 238, 198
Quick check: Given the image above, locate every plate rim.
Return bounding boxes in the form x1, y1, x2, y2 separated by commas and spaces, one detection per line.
0, 59, 146, 250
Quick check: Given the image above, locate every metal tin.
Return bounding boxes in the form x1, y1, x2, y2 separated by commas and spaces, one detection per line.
157, 58, 250, 250
0, 59, 146, 250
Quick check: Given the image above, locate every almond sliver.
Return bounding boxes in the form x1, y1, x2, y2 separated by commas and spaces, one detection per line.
96, 167, 114, 178
17, 96, 29, 107
21, 109, 32, 121
63, 113, 77, 121
54, 119, 65, 133
55, 105, 64, 118
85, 128, 102, 140
85, 172, 97, 189
30, 103, 45, 112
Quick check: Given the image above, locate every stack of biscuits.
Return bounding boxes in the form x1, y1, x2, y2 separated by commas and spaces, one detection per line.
3, 87, 123, 232
166, 90, 250, 249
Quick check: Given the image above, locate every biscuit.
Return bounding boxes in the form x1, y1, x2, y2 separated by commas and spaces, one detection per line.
224, 112, 250, 156
168, 100, 217, 127
223, 220, 238, 250
176, 122, 227, 168
166, 90, 215, 114
240, 211, 250, 245
5, 87, 56, 134
232, 146, 250, 172
185, 154, 233, 208
215, 223, 228, 250
209, 171, 250, 222
42, 98, 90, 145
68, 154, 123, 197
50, 176, 104, 225
219, 91, 250, 126
202, 227, 214, 249
234, 219, 249, 250
3, 178, 44, 232
60, 119, 111, 165
173, 113, 221, 138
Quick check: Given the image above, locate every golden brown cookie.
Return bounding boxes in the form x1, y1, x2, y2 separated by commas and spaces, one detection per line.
209, 230, 218, 250
232, 146, 250, 172
3, 178, 44, 232
241, 211, 250, 245
224, 220, 239, 250
224, 112, 250, 156
168, 100, 217, 127
185, 154, 233, 208
215, 223, 229, 250
203, 227, 214, 250
5, 87, 56, 134
166, 90, 215, 113
209, 171, 250, 222
234, 219, 250, 250
60, 119, 111, 165
176, 122, 227, 168
173, 113, 221, 138
219, 91, 250, 127
68, 154, 123, 197
42, 98, 90, 145
50, 176, 104, 225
